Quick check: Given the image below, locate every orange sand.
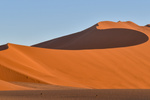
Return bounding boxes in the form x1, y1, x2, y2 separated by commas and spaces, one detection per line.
0, 21, 150, 90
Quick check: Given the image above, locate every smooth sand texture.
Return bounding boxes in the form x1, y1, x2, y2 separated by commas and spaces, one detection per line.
0, 21, 150, 99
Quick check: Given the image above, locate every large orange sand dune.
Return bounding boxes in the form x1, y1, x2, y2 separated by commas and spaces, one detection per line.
0, 21, 150, 90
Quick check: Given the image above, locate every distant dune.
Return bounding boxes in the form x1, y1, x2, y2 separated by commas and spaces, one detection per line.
0, 21, 150, 91
146, 24, 150, 27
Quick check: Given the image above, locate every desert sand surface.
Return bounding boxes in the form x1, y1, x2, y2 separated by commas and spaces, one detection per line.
1, 89, 150, 100
1, 21, 150, 99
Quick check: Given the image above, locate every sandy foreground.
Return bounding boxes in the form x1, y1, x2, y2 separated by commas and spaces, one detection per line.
1, 89, 150, 100
0, 21, 150, 99
0, 81, 150, 100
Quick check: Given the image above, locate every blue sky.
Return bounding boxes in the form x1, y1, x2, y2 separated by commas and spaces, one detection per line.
0, 0, 150, 46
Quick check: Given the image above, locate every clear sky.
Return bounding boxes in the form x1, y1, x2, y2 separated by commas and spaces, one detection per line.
0, 0, 150, 46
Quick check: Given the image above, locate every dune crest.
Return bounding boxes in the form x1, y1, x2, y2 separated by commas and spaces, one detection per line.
96, 21, 140, 30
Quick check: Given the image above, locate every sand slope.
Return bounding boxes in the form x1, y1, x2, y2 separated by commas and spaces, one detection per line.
1, 21, 150, 90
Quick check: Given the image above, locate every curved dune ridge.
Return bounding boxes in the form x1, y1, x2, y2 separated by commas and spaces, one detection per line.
33, 28, 148, 50
1, 21, 150, 90
33, 22, 149, 50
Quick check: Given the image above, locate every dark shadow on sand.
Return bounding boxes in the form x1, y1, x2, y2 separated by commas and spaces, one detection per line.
33, 28, 149, 50
0, 44, 8, 51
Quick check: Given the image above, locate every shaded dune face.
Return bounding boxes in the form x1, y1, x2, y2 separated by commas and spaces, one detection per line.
146, 24, 150, 27
33, 27, 149, 50
0, 44, 8, 51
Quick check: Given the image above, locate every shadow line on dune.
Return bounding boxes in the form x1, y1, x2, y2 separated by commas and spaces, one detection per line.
33, 28, 149, 50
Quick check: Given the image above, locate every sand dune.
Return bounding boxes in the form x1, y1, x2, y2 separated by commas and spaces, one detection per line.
0, 21, 150, 91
